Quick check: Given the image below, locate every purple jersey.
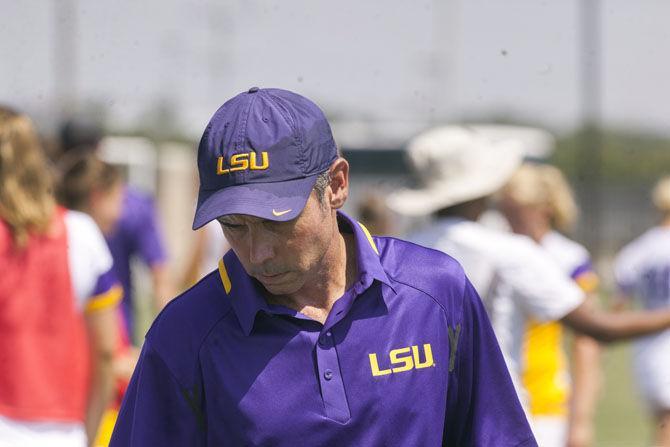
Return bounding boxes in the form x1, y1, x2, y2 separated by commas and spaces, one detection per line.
105, 187, 167, 334
111, 212, 535, 447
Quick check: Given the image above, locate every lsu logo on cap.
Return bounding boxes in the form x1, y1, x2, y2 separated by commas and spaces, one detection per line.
217, 151, 269, 175
368, 343, 434, 377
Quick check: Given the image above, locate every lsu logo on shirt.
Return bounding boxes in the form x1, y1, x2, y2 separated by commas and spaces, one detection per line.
368, 343, 434, 377
217, 151, 269, 175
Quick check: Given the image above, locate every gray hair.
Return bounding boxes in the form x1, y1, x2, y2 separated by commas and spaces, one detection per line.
313, 170, 331, 204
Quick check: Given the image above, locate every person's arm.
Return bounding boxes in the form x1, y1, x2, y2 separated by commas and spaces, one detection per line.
180, 228, 209, 290
499, 239, 670, 341
134, 196, 174, 312
113, 345, 141, 383
151, 263, 174, 310
567, 294, 601, 447
610, 292, 631, 312
444, 279, 537, 447
84, 304, 119, 446
561, 301, 670, 342
109, 341, 206, 446
68, 211, 124, 445
567, 264, 601, 447
567, 331, 600, 447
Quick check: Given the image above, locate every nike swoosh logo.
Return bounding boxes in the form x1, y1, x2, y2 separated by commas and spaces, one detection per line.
272, 208, 292, 217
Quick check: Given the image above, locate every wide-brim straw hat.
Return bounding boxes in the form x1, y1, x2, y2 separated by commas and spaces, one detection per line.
387, 125, 526, 216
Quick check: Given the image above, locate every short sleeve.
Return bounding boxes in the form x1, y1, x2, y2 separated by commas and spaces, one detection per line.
498, 239, 584, 322
110, 341, 206, 446
85, 267, 123, 313
65, 211, 122, 311
570, 260, 599, 293
444, 280, 537, 447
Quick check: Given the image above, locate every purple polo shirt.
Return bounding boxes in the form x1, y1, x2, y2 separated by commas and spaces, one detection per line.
111, 212, 535, 447
105, 187, 167, 333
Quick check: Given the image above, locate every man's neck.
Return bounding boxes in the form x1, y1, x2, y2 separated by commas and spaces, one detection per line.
268, 228, 358, 324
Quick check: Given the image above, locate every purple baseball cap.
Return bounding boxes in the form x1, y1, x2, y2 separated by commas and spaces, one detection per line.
192, 87, 338, 230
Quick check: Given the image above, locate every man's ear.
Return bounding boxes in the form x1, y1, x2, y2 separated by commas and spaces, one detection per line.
328, 158, 349, 210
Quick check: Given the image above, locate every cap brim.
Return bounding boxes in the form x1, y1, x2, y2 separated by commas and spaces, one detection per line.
192, 175, 319, 230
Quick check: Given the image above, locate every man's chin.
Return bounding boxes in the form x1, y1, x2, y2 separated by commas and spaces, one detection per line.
256, 273, 301, 296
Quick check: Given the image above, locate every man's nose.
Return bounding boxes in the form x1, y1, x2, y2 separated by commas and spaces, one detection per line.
248, 231, 275, 266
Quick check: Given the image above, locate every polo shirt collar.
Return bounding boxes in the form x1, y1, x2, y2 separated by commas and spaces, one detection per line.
338, 211, 393, 291
216, 210, 392, 336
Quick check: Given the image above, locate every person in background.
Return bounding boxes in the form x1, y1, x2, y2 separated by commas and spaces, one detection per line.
499, 163, 601, 447
57, 151, 125, 237
57, 152, 140, 447
388, 126, 670, 446
59, 119, 172, 343
356, 192, 395, 236
613, 176, 670, 447
0, 106, 119, 447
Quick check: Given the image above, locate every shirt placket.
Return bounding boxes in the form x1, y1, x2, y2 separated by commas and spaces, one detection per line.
313, 280, 373, 423
265, 278, 374, 424
315, 328, 350, 423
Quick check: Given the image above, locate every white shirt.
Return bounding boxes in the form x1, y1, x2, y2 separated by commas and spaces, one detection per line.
409, 218, 584, 405
613, 226, 670, 404
65, 210, 116, 308
614, 226, 670, 310
541, 231, 592, 279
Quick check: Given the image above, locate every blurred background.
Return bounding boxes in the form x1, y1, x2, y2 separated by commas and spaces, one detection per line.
3, 1, 670, 444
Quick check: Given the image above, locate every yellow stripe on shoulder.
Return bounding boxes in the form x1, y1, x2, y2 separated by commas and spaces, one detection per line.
357, 221, 380, 255
218, 258, 232, 294
85, 285, 123, 313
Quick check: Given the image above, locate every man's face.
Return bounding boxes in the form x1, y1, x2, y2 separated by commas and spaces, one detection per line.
217, 191, 335, 296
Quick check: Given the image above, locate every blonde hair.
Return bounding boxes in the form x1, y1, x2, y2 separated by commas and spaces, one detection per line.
502, 163, 578, 232
652, 176, 670, 215
0, 106, 55, 247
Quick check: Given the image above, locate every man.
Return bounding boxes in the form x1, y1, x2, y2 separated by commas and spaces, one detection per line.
387, 126, 670, 445
111, 88, 536, 446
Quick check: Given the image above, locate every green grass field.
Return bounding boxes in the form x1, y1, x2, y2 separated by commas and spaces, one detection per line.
595, 342, 651, 447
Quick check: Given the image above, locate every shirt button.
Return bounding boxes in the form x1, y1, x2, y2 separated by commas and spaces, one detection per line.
324, 369, 333, 380
319, 331, 333, 347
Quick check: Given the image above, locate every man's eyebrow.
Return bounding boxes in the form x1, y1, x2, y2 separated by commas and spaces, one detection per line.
217, 215, 266, 226
217, 215, 257, 225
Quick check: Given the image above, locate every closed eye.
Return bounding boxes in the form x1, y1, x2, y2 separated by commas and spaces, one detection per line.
217, 219, 245, 230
